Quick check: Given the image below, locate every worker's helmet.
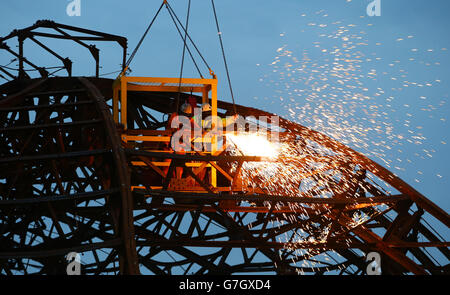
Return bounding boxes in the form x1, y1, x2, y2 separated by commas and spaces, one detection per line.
180, 102, 193, 116
201, 103, 212, 112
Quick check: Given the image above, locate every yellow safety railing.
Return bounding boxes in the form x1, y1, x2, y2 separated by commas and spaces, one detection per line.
113, 76, 218, 130
113, 75, 219, 187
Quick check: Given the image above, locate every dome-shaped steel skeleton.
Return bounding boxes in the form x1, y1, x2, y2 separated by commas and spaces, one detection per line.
0, 21, 448, 275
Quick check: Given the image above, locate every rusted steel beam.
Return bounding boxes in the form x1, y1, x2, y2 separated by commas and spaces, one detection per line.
0, 78, 47, 107
386, 242, 450, 248
137, 155, 166, 178
79, 77, 139, 275
126, 148, 266, 162
125, 129, 173, 136
25, 88, 86, 97
184, 167, 216, 194
137, 239, 450, 250
135, 189, 409, 205
0, 188, 119, 206
136, 239, 370, 250
416, 222, 450, 259
0, 239, 122, 259
162, 159, 177, 190
0, 118, 102, 132
140, 204, 316, 215
336, 215, 428, 275
30, 32, 119, 41
0, 148, 109, 164
43, 20, 127, 47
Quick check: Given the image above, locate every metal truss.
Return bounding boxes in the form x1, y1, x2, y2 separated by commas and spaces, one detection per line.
0, 20, 127, 79
0, 22, 448, 275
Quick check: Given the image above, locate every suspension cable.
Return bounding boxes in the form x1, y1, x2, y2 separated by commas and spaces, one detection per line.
125, 1, 165, 70
176, 0, 192, 112
165, 2, 213, 75
121, 0, 239, 116
165, 3, 203, 79
211, 0, 237, 114
124, 0, 215, 82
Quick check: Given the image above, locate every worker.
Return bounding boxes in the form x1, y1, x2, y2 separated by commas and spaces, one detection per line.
200, 102, 238, 151
166, 101, 202, 180
201, 102, 212, 116
167, 101, 198, 130
191, 103, 214, 182
187, 94, 198, 111
165, 102, 190, 179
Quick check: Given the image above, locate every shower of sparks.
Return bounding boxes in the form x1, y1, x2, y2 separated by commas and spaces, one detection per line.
226, 133, 280, 158
228, 6, 447, 274
225, 130, 395, 273
256, 11, 448, 185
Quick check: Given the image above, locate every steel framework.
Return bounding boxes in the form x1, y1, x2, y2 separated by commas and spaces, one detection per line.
0, 22, 449, 275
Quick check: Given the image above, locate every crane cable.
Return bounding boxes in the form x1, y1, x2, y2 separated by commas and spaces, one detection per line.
125, 2, 165, 70
210, 0, 237, 115
165, 2, 212, 76
165, 3, 203, 80
123, 0, 239, 115
125, 0, 207, 80
175, 0, 192, 112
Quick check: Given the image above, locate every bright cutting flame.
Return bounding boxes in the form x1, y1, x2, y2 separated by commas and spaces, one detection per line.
226, 133, 280, 158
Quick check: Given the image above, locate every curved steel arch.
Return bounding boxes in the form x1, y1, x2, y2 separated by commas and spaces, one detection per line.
122, 88, 449, 275
0, 77, 137, 274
